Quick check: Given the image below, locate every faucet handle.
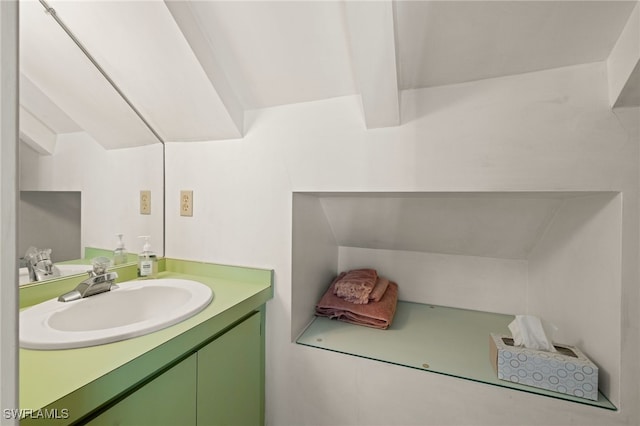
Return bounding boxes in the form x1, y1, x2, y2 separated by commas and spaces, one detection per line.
28, 248, 52, 264
91, 257, 111, 275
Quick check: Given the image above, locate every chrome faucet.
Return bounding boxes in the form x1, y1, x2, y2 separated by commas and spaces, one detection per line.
24, 247, 60, 282
58, 257, 118, 302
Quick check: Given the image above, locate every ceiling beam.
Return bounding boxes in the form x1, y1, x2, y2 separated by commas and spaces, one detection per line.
344, 0, 400, 128
165, 0, 244, 137
607, 2, 639, 108
20, 73, 82, 135
19, 107, 57, 155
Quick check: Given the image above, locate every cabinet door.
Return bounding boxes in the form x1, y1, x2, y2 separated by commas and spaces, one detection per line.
89, 354, 197, 426
197, 312, 263, 426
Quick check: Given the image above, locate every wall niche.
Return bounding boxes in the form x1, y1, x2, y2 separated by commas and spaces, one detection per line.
292, 191, 621, 409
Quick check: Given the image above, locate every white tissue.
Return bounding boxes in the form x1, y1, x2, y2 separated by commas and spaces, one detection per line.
508, 315, 556, 352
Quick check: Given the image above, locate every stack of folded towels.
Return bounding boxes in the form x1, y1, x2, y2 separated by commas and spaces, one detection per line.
315, 268, 398, 329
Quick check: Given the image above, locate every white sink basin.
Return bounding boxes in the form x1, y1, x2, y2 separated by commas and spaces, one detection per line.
20, 279, 213, 350
19, 264, 92, 286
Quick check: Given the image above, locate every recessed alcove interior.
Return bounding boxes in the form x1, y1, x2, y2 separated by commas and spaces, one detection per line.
18, 191, 81, 262
292, 191, 622, 405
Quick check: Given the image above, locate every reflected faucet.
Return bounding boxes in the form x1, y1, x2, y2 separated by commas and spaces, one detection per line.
24, 247, 60, 282
58, 257, 118, 302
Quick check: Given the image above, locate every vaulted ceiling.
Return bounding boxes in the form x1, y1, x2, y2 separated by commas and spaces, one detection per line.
19, 0, 640, 153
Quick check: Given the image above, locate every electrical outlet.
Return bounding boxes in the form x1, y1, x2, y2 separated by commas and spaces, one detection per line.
180, 190, 193, 217
140, 190, 151, 215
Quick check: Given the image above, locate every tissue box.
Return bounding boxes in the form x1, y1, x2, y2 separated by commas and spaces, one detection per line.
489, 333, 598, 401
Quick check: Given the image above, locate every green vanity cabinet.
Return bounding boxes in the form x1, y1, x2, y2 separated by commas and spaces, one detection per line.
87, 311, 263, 426
20, 263, 273, 426
197, 310, 263, 426
90, 355, 198, 426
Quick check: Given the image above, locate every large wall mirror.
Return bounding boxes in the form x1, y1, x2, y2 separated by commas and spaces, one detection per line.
18, 0, 164, 286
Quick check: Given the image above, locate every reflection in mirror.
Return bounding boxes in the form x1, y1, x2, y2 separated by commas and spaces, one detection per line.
18, 191, 81, 285
18, 0, 164, 286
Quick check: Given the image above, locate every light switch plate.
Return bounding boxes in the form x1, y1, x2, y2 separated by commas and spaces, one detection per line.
180, 190, 193, 217
140, 190, 151, 215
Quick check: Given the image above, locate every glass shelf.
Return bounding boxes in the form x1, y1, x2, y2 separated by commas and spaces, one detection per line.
297, 301, 616, 410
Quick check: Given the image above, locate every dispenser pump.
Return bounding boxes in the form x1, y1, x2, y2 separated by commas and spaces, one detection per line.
139, 235, 151, 253
137, 236, 158, 278
113, 233, 128, 265
116, 234, 125, 249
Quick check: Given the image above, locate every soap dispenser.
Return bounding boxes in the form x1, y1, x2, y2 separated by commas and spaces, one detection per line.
137, 236, 158, 279
113, 234, 128, 265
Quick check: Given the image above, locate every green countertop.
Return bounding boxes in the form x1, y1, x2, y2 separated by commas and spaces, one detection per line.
19, 259, 273, 423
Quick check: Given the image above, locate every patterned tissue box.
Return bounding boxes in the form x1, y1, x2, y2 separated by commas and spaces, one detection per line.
489, 333, 599, 401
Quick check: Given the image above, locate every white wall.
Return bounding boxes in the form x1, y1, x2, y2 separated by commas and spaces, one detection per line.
607, 2, 639, 107
319, 194, 564, 260
338, 246, 528, 316
291, 194, 338, 340
165, 62, 639, 425
612, 104, 640, 421
20, 134, 164, 257
0, 2, 18, 424
528, 193, 622, 403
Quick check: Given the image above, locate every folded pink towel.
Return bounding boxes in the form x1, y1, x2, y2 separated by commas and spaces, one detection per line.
368, 277, 390, 303
333, 269, 378, 304
316, 277, 398, 329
